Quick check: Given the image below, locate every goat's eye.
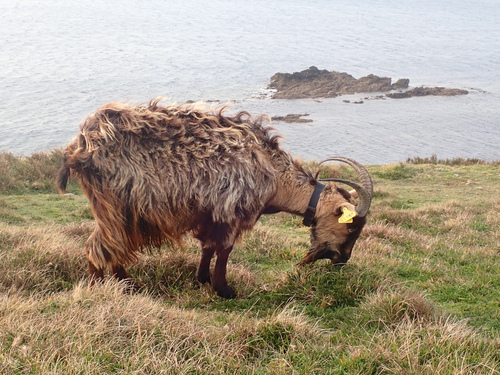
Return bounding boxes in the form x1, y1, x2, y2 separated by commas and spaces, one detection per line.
348, 228, 356, 234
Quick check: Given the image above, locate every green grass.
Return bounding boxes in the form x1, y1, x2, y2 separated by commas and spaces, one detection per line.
0, 152, 499, 374
0, 194, 92, 225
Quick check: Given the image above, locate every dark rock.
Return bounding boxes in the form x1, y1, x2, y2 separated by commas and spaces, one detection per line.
386, 86, 469, 99
267, 67, 468, 100
386, 92, 412, 99
392, 78, 410, 89
271, 113, 313, 123
268, 66, 410, 99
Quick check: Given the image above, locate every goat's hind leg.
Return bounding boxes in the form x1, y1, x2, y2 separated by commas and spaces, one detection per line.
86, 226, 130, 288
112, 264, 139, 292
85, 227, 107, 285
88, 260, 104, 285
112, 265, 129, 280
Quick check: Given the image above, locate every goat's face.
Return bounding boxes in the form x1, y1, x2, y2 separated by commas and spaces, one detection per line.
300, 185, 367, 265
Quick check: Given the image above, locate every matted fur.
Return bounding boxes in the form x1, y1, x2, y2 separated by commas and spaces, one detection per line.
59, 99, 297, 270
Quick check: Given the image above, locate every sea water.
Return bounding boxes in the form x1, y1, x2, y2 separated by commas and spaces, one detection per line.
1, 0, 499, 164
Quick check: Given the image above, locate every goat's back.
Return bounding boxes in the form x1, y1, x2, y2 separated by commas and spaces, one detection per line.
61, 100, 281, 231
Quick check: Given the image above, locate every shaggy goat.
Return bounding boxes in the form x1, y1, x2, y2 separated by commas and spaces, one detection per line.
58, 99, 373, 298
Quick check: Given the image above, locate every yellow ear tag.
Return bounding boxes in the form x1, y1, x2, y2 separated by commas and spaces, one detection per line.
339, 207, 357, 224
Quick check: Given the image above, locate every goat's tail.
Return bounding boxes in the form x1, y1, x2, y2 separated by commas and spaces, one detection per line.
57, 158, 70, 194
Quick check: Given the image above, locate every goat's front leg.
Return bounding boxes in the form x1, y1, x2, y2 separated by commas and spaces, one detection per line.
213, 245, 236, 299
197, 245, 216, 285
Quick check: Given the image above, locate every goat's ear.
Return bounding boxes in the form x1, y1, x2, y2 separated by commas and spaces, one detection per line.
334, 202, 357, 216
349, 189, 359, 199
336, 203, 358, 223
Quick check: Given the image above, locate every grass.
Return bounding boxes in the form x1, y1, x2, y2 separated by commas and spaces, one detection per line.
0, 151, 499, 374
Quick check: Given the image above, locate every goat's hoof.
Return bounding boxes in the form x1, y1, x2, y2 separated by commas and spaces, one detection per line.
196, 273, 211, 285
216, 285, 237, 299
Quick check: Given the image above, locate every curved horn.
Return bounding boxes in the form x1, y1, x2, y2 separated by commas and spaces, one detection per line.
318, 157, 373, 217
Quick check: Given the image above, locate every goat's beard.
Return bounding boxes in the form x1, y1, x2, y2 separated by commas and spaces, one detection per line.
298, 242, 337, 265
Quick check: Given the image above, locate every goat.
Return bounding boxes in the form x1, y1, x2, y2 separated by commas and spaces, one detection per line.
57, 99, 373, 298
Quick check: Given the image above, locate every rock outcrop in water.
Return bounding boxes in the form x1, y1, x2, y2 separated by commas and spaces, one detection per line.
270, 113, 313, 123
267, 66, 468, 100
386, 86, 469, 98
268, 66, 409, 99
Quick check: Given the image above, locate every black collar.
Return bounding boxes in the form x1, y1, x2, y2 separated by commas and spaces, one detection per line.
303, 182, 325, 227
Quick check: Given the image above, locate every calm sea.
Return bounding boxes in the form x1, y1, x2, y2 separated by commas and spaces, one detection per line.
1, 0, 499, 164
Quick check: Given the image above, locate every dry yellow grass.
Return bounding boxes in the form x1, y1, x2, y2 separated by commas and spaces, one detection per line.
0, 154, 499, 373
1, 280, 330, 374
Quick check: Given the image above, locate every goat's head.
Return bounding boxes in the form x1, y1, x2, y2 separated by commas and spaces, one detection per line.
300, 157, 373, 266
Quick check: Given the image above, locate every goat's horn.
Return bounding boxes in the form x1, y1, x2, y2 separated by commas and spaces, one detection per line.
318, 157, 373, 217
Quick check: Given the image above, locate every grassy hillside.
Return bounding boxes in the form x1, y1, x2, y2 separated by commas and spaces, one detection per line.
0, 151, 499, 374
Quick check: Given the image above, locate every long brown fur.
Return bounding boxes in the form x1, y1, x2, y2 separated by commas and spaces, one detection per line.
59, 100, 293, 271
59, 99, 370, 298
